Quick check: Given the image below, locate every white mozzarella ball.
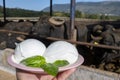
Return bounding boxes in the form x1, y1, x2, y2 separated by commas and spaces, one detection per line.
14, 39, 46, 63
43, 41, 78, 64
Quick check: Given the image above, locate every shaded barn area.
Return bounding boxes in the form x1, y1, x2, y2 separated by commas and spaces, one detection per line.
0, 17, 120, 80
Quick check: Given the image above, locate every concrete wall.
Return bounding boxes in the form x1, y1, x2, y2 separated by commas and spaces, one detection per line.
0, 49, 120, 80
68, 66, 119, 80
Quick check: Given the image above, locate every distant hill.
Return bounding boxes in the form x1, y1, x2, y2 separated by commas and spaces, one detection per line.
42, 1, 120, 16
0, 6, 48, 17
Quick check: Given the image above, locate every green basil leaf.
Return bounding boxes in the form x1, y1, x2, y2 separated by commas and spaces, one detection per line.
40, 63, 58, 76
20, 56, 69, 76
53, 60, 69, 67
20, 56, 46, 67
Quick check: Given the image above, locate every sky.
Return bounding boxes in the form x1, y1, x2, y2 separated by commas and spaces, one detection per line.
0, 0, 120, 11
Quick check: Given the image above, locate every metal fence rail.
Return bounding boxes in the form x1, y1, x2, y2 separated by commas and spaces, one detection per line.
0, 29, 120, 50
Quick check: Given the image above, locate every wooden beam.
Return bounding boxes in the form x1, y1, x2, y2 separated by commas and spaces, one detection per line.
0, 29, 120, 50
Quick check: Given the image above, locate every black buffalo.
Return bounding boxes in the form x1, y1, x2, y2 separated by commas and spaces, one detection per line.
49, 17, 66, 39
1, 20, 33, 48
76, 23, 88, 42
93, 24, 120, 65
31, 16, 66, 39
31, 16, 51, 37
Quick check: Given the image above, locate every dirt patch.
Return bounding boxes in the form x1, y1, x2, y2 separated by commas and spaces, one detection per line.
0, 70, 16, 80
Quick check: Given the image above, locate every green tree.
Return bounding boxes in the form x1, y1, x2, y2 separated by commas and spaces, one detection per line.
87, 14, 100, 19
100, 14, 106, 20
75, 10, 85, 18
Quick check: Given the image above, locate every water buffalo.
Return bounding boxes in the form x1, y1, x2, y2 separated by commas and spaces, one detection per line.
49, 17, 65, 39
93, 24, 120, 65
31, 16, 51, 37
87, 24, 120, 66
4, 21, 33, 33
90, 25, 103, 44
32, 16, 66, 39
87, 25, 105, 65
76, 23, 88, 42
75, 23, 93, 65
101, 25, 120, 61
1, 21, 33, 48
3, 21, 18, 31
101, 25, 120, 46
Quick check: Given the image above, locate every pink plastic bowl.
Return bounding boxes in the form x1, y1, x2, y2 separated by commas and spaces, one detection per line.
8, 53, 84, 74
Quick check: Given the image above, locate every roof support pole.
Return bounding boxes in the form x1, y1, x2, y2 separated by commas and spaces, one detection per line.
50, 0, 53, 16
3, 0, 6, 22
70, 0, 76, 40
